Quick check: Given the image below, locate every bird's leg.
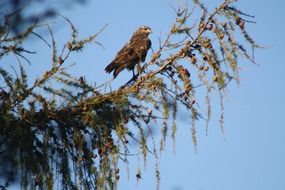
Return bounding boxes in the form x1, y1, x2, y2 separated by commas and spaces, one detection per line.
132, 68, 139, 81
121, 70, 138, 89
132, 69, 136, 78
137, 62, 142, 76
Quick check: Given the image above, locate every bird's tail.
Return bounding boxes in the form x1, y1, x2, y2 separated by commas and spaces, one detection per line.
105, 62, 122, 78
105, 62, 115, 73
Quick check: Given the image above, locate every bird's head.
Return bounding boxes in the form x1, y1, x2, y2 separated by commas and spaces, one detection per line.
136, 26, 152, 36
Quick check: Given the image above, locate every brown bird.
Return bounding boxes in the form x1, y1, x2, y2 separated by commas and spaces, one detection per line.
105, 26, 152, 78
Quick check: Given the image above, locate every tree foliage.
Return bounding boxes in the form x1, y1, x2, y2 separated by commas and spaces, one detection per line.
0, 0, 258, 189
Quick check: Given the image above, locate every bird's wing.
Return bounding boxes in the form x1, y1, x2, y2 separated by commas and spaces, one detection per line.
112, 42, 140, 67
105, 41, 140, 77
133, 38, 151, 62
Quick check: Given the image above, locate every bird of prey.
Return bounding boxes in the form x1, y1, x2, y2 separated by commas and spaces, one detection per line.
105, 26, 152, 78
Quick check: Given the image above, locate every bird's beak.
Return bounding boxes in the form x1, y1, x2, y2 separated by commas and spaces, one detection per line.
148, 28, 152, 34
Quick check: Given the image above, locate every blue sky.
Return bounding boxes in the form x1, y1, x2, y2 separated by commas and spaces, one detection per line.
4, 0, 285, 190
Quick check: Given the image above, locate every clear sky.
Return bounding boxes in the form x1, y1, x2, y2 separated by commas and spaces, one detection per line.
5, 0, 285, 190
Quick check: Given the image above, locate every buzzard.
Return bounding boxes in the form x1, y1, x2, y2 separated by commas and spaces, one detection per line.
105, 26, 152, 78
